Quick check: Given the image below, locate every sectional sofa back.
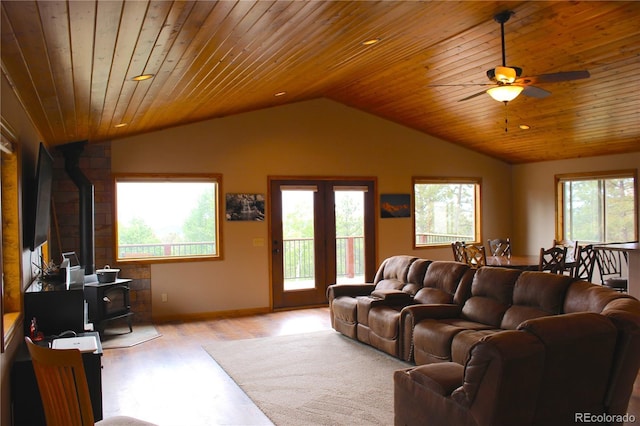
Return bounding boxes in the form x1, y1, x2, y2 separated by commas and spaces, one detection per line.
563, 279, 640, 417
372, 255, 419, 291
459, 267, 523, 328
413, 261, 473, 305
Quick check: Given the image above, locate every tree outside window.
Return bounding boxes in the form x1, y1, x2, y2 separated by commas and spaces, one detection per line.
557, 170, 637, 243
115, 175, 221, 262
413, 178, 481, 247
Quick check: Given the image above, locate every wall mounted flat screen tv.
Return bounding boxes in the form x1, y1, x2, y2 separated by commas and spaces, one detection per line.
27, 142, 54, 251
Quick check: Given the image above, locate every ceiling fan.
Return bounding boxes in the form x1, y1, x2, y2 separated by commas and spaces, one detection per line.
435, 11, 590, 103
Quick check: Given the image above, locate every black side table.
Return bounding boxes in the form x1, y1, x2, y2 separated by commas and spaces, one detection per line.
11, 331, 103, 426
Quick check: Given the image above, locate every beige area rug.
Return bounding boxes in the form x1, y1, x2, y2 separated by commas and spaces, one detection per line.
100, 324, 161, 349
203, 330, 412, 426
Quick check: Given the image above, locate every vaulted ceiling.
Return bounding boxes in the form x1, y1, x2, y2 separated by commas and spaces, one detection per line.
1, 1, 639, 164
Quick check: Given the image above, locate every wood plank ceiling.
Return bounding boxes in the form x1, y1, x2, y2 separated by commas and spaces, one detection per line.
1, 1, 639, 164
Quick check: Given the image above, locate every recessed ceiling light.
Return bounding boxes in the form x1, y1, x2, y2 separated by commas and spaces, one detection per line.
274, 91, 287, 97
362, 38, 381, 46
132, 74, 154, 81
114, 123, 128, 128
519, 124, 531, 130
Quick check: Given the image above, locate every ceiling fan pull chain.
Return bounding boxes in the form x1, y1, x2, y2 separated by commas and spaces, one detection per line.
504, 101, 509, 133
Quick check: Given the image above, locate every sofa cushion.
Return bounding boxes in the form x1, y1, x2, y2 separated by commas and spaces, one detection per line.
373, 255, 417, 290
413, 319, 494, 365
402, 259, 432, 295
461, 267, 522, 327
563, 280, 631, 313
369, 306, 403, 339
499, 271, 573, 329
414, 261, 470, 304
513, 271, 573, 313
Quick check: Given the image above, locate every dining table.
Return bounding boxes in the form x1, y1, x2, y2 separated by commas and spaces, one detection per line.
593, 242, 640, 300
486, 255, 540, 271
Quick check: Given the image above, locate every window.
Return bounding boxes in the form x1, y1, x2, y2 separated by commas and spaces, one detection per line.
413, 177, 481, 247
1, 119, 20, 351
556, 170, 637, 243
114, 174, 221, 262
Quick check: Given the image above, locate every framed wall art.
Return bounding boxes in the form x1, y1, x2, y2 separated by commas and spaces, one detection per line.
380, 194, 410, 218
226, 193, 265, 221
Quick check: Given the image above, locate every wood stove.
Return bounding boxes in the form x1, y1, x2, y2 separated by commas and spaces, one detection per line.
84, 278, 133, 335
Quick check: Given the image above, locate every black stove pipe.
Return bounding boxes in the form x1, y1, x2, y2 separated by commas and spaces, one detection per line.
58, 141, 95, 275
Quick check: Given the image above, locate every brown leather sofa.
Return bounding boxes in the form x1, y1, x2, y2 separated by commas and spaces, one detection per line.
327, 256, 474, 358
327, 255, 422, 339
394, 268, 640, 426
394, 312, 631, 426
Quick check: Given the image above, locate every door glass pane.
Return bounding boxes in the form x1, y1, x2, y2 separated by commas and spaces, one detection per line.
335, 190, 365, 284
282, 190, 315, 291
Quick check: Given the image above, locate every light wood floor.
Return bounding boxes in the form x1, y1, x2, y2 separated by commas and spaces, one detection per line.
101, 307, 640, 426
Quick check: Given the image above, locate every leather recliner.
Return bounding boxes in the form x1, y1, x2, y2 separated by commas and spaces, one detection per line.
394, 312, 621, 426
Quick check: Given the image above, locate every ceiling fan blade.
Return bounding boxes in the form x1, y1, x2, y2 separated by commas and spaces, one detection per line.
429, 83, 494, 87
458, 89, 490, 102
518, 70, 590, 85
522, 85, 551, 98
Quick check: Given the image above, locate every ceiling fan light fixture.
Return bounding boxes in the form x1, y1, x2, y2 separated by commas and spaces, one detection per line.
494, 66, 516, 83
487, 85, 523, 102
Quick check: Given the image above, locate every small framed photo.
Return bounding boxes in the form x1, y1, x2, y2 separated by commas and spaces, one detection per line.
226, 193, 265, 221
380, 194, 410, 218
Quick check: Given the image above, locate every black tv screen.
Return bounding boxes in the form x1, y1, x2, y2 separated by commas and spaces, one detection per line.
28, 143, 54, 251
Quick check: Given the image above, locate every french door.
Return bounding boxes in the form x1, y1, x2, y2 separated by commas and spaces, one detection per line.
269, 178, 376, 309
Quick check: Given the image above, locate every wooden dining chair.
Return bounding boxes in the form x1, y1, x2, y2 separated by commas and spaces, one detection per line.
451, 241, 466, 263
25, 337, 156, 426
573, 244, 597, 282
596, 249, 628, 292
539, 246, 567, 274
463, 244, 487, 268
553, 239, 579, 274
487, 238, 511, 257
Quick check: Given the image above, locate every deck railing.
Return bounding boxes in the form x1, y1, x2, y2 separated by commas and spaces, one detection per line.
283, 236, 364, 280
120, 234, 468, 277
119, 242, 216, 258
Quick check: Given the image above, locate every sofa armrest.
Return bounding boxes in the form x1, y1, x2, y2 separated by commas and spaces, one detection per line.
326, 283, 376, 302
399, 304, 463, 361
403, 363, 464, 396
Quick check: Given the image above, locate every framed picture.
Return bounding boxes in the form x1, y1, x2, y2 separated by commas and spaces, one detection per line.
226, 193, 265, 221
380, 194, 410, 218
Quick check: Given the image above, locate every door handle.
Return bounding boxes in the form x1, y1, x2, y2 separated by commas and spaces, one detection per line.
273, 240, 280, 254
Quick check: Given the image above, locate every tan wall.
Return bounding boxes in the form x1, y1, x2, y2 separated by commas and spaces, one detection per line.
112, 99, 514, 320
512, 154, 640, 256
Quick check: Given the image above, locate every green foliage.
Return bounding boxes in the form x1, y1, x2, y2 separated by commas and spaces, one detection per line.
414, 183, 475, 239
564, 177, 635, 242
183, 187, 216, 242
118, 217, 160, 245
335, 192, 363, 237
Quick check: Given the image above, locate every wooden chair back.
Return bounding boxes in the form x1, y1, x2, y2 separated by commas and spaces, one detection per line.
553, 239, 579, 264
463, 244, 487, 268
25, 337, 95, 426
573, 244, 597, 281
487, 238, 511, 257
596, 249, 628, 291
451, 241, 466, 263
539, 246, 567, 274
